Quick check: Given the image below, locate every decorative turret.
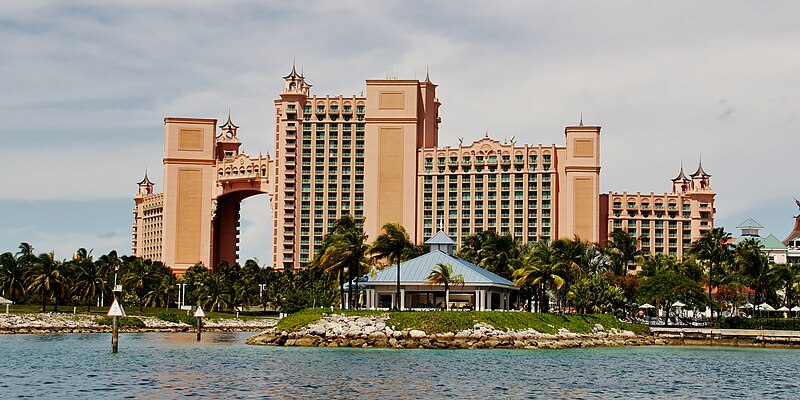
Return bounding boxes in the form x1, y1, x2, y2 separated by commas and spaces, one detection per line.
671, 163, 691, 194
690, 159, 711, 190
425, 229, 457, 256
216, 112, 242, 160
281, 63, 311, 97
137, 171, 154, 196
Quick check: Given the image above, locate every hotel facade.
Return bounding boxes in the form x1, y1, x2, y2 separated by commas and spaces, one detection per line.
132, 68, 715, 274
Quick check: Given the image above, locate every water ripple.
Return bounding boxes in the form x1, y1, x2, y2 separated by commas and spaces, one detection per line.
1, 333, 800, 398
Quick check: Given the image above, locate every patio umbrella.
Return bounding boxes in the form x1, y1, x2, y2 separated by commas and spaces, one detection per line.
639, 303, 655, 309
758, 303, 775, 311
0, 296, 12, 314
777, 306, 790, 312
671, 301, 686, 308
739, 303, 754, 309
791, 306, 800, 318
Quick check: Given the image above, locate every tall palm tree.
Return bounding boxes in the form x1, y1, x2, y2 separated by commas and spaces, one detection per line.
370, 222, 415, 310
425, 263, 464, 310
123, 258, 157, 312
72, 248, 106, 311
0, 252, 27, 302
551, 238, 587, 311
27, 252, 67, 312
605, 230, 641, 276
688, 227, 732, 320
312, 216, 371, 309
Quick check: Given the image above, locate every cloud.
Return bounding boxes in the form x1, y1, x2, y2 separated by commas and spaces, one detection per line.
2, 1, 800, 260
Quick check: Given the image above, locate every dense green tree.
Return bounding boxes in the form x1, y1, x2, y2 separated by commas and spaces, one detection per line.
638, 270, 706, 324
513, 242, 564, 313
425, 263, 464, 310
568, 274, 626, 314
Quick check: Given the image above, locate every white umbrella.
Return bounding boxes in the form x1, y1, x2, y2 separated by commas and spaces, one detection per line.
0, 296, 12, 315
639, 303, 655, 309
739, 303, 754, 309
671, 301, 686, 308
777, 306, 790, 312
791, 306, 800, 312
758, 303, 775, 311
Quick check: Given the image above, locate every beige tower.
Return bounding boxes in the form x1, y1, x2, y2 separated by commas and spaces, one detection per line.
363, 77, 440, 242
161, 118, 218, 273
559, 124, 601, 242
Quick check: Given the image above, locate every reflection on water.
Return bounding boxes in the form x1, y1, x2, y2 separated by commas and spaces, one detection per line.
1, 332, 800, 399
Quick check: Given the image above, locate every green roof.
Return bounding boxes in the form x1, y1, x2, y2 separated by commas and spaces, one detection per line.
759, 234, 787, 250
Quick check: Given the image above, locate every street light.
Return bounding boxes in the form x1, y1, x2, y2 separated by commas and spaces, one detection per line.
176, 283, 187, 309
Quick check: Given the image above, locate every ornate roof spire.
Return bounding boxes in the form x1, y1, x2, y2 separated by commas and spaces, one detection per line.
424, 65, 431, 83
137, 168, 153, 186
691, 156, 711, 178
579, 111, 583, 126
672, 161, 689, 181
219, 111, 239, 138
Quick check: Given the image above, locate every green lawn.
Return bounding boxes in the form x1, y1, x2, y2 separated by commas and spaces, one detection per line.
276, 308, 650, 336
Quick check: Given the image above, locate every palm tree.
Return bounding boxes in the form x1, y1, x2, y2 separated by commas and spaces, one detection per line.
370, 222, 416, 310
513, 241, 564, 313
123, 258, 157, 312
27, 252, 67, 312
425, 263, 464, 310
605, 230, 642, 276
312, 216, 371, 309
198, 273, 231, 311
72, 248, 106, 311
551, 238, 586, 312
688, 227, 732, 320
477, 231, 521, 280
0, 252, 27, 302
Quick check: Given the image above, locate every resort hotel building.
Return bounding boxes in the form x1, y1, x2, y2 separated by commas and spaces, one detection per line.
132, 67, 716, 274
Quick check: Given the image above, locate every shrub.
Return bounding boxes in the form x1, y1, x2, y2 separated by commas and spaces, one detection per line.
96, 316, 146, 328
720, 317, 800, 330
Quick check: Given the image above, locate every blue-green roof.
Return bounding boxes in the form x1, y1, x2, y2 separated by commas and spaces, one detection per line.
737, 218, 763, 229
362, 250, 516, 288
759, 234, 787, 250
425, 230, 456, 245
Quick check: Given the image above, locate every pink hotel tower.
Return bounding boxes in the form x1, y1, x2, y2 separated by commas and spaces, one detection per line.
132, 67, 715, 274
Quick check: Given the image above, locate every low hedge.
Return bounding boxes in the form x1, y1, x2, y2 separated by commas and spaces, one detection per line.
96, 316, 146, 328
720, 317, 800, 331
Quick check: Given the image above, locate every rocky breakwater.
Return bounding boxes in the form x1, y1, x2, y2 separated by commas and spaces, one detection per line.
246, 314, 663, 349
0, 313, 277, 334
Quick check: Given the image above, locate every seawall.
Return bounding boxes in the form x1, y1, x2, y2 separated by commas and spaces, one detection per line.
246, 314, 661, 350
652, 327, 800, 348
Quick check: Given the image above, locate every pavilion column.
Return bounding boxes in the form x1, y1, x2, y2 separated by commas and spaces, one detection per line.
474, 290, 481, 311
400, 288, 406, 310
391, 293, 396, 310
485, 290, 492, 311
344, 292, 350, 310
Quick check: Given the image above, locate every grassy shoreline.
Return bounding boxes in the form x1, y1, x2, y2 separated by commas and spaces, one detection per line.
276, 308, 650, 336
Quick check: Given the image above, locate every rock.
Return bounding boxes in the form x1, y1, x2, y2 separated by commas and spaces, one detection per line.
409, 329, 426, 338
593, 324, 605, 333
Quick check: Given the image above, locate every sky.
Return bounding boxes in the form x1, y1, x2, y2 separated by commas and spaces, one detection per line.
1, 1, 799, 263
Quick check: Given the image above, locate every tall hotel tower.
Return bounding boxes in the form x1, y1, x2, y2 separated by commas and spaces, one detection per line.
133, 67, 712, 273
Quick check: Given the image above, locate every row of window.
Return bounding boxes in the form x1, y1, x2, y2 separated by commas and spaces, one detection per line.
423, 173, 551, 183
424, 154, 552, 166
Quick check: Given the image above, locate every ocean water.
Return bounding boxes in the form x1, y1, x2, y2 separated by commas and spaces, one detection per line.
0, 332, 798, 399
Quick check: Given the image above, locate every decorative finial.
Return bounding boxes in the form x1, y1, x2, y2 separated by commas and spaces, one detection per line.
579, 111, 583, 126
485, 130, 489, 138
425, 65, 431, 83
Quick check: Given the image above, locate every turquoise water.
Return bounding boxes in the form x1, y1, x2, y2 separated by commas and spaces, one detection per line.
0, 332, 798, 399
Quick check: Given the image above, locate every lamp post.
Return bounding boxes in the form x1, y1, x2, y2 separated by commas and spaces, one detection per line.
176, 283, 187, 309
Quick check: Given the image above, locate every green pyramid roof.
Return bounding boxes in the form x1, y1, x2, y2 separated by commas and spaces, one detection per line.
759, 234, 787, 250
